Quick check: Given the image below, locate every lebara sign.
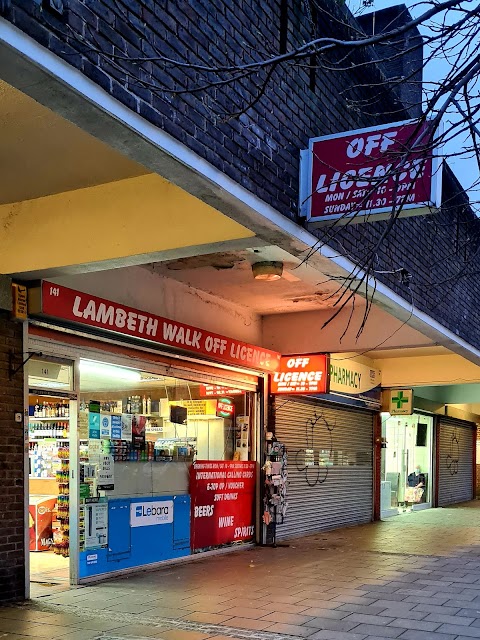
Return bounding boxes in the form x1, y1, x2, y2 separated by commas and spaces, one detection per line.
130, 500, 174, 527
300, 119, 442, 225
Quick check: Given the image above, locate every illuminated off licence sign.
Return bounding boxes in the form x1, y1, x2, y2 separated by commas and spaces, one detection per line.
300, 119, 442, 225
271, 354, 328, 394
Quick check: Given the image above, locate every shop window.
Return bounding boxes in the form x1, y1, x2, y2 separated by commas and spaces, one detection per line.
78, 360, 251, 466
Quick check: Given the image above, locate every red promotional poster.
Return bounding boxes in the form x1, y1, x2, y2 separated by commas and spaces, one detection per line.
132, 415, 146, 450
305, 119, 442, 225
32, 282, 281, 373
271, 354, 329, 394
190, 460, 256, 551
29, 497, 56, 551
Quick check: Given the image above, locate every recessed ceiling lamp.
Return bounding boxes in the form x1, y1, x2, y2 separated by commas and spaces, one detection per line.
251, 261, 283, 281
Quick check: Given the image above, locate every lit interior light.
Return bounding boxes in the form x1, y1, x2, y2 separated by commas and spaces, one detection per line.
79, 360, 142, 382
251, 261, 283, 281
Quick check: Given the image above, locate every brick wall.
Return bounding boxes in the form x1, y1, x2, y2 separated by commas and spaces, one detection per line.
0, 311, 25, 603
1, 1, 479, 349
357, 5, 424, 118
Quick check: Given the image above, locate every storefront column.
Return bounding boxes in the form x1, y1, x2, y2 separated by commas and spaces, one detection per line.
0, 300, 26, 602
373, 413, 382, 521
434, 417, 440, 507
472, 425, 477, 500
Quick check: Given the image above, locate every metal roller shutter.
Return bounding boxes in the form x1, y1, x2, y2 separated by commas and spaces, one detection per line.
274, 397, 374, 540
438, 417, 474, 506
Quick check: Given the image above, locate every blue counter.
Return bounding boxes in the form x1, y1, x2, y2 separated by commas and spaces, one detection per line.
79, 494, 190, 579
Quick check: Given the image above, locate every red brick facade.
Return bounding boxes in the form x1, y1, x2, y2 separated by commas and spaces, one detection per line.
0, 310, 25, 602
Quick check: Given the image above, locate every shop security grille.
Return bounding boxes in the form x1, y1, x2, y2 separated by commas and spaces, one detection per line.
438, 417, 474, 506
273, 397, 374, 540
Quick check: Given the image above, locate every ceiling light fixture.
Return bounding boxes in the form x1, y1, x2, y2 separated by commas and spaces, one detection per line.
79, 360, 142, 382
251, 261, 283, 281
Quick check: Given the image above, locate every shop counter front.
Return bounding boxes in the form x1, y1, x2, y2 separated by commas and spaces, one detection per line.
79, 494, 190, 579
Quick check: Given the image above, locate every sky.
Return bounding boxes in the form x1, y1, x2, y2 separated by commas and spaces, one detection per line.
346, 0, 480, 205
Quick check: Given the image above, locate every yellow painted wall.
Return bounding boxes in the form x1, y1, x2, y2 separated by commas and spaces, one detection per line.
0, 174, 254, 273
377, 354, 480, 387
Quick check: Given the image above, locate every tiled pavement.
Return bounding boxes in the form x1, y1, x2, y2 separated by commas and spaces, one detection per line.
5, 503, 480, 640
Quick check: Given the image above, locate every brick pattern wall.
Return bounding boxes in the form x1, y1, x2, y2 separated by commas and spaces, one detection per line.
0, 311, 25, 603
2, 1, 480, 349
357, 6, 424, 118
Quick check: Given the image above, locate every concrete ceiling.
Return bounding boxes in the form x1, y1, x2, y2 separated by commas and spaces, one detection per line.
0, 80, 147, 204
371, 346, 451, 359
150, 245, 353, 314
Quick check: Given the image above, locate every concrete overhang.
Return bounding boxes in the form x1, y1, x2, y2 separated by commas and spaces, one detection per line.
1, 18, 479, 368
0, 80, 256, 275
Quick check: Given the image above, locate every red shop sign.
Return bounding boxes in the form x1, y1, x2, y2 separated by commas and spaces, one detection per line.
189, 460, 256, 551
29, 282, 281, 373
301, 119, 442, 226
271, 354, 329, 394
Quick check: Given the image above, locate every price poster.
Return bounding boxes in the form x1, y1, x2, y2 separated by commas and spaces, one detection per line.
121, 414, 132, 442
100, 414, 111, 439
189, 460, 256, 551
79, 411, 89, 439
88, 401, 101, 439
83, 498, 108, 550
97, 455, 114, 491
111, 415, 122, 439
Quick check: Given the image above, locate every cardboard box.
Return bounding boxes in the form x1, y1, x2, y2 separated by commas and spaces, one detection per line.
29, 495, 57, 551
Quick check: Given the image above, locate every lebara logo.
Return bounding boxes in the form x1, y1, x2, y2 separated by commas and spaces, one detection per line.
130, 500, 174, 527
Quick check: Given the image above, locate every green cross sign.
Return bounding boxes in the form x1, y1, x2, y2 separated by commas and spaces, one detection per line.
392, 390, 409, 409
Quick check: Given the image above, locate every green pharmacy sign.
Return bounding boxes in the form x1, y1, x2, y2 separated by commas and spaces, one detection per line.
389, 389, 413, 415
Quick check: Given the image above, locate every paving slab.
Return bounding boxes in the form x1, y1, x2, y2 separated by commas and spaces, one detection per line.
7, 502, 480, 640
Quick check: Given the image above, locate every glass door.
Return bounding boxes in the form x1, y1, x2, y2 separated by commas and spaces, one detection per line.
381, 413, 433, 517
27, 357, 76, 592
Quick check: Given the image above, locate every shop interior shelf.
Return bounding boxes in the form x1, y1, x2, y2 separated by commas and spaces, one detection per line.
81, 411, 162, 418
154, 437, 197, 442
30, 437, 70, 441
30, 417, 70, 421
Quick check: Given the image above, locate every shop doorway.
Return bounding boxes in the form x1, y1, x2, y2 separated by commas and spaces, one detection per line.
27, 358, 75, 591
380, 413, 434, 518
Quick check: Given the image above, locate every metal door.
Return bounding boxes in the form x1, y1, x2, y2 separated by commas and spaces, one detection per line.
273, 397, 374, 540
438, 417, 474, 506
